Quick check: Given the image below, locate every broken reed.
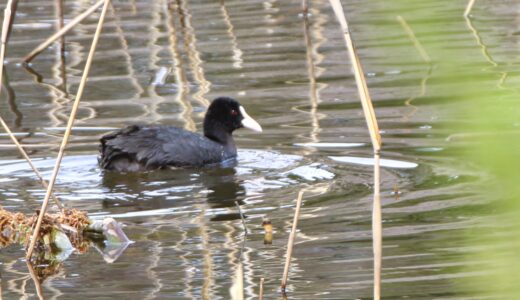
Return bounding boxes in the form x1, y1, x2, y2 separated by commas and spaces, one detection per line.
259, 277, 264, 300
26, 0, 111, 259
328, 1, 382, 299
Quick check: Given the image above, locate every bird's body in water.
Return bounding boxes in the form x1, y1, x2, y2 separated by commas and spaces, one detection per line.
99, 97, 262, 172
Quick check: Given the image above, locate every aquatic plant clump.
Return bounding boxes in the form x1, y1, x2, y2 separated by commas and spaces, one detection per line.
0, 207, 32, 247
0, 207, 91, 250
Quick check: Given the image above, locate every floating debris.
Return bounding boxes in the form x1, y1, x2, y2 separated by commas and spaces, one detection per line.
262, 217, 273, 245
0, 207, 130, 263
151, 66, 171, 85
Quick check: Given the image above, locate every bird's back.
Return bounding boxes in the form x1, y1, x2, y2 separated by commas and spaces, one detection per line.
99, 125, 232, 172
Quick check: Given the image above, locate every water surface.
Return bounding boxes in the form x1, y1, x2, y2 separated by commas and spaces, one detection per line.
0, 0, 515, 299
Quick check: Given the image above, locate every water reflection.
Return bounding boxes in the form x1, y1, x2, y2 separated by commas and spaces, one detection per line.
220, 0, 244, 70
101, 163, 246, 221
175, 0, 211, 111
2, 68, 22, 128
163, 0, 195, 131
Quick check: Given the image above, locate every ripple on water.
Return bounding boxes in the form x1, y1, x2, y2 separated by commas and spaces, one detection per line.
237, 149, 302, 170
0, 149, 333, 212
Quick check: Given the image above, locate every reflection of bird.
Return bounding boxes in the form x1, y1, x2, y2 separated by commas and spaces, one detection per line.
99, 97, 262, 172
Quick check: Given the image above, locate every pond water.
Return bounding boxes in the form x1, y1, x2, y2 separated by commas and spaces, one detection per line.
0, 0, 516, 299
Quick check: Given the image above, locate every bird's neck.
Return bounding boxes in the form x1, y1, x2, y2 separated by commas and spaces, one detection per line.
204, 126, 237, 155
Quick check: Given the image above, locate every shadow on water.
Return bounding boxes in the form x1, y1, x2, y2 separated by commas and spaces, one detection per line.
100, 162, 247, 221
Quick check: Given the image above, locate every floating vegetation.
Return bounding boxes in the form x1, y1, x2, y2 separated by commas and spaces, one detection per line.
0, 207, 30, 247
0, 207, 130, 263
0, 207, 90, 261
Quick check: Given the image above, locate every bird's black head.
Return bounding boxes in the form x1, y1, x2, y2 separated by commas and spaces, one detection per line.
203, 97, 262, 144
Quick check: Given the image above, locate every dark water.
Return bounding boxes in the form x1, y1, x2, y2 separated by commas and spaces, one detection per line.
0, 0, 515, 299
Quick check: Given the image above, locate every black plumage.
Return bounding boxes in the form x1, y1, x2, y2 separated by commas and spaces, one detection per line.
99, 97, 262, 172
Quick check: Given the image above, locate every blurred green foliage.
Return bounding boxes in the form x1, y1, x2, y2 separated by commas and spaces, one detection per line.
390, 1, 520, 296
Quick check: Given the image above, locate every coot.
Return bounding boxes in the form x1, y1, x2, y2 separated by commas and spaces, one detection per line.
99, 97, 262, 172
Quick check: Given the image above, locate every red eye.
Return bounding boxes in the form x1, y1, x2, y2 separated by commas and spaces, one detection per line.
231, 109, 238, 116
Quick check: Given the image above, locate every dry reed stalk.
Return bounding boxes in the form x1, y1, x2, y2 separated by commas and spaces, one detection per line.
464, 0, 476, 17
23, 0, 105, 63
54, 0, 68, 94
26, 0, 111, 260
302, 10, 321, 145
0, 0, 64, 211
372, 152, 382, 297
229, 262, 244, 300
328, 1, 382, 299
281, 190, 304, 293
3, 0, 16, 42
328, 0, 381, 150
259, 277, 264, 300
0, 118, 64, 209
55, 0, 65, 53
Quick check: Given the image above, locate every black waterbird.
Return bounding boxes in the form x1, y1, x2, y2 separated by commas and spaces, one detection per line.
99, 97, 262, 172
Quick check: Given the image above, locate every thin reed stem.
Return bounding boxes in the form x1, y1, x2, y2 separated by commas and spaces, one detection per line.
55, 0, 65, 53
26, 0, 111, 260
259, 277, 264, 300
328, 1, 382, 299
0, 119, 64, 209
1, 0, 12, 88
328, 0, 380, 150
23, 0, 105, 63
464, 0, 476, 17
2, 0, 16, 42
373, 152, 382, 299
281, 190, 304, 293
0, 0, 63, 210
